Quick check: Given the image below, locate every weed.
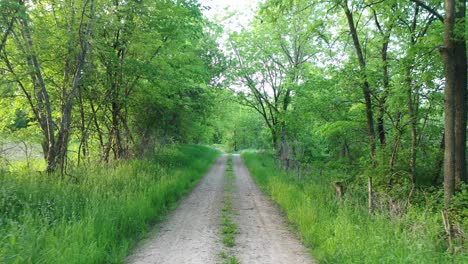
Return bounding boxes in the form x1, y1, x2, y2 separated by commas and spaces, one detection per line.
0, 145, 219, 263
218, 154, 240, 263
241, 152, 468, 264
219, 251, 240, 264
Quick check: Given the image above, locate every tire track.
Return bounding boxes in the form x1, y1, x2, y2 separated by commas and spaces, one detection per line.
231, 154, 316, 264
127, 154, 226, 264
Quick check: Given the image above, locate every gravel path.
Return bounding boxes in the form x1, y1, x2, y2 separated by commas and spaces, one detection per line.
127, 153, 316, 264
231, 154, 316, 264
127, 154, 227, 264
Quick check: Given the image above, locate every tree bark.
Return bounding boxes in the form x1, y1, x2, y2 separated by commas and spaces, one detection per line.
452, 6, 467, 187
441, 0, 467, 205
432, 133, 445, 185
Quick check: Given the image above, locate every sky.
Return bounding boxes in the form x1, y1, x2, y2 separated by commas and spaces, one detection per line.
198, 0, 262, 93
199, 0, 261, 32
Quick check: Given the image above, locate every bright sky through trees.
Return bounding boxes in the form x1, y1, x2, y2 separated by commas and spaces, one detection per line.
200, 0, 261, 31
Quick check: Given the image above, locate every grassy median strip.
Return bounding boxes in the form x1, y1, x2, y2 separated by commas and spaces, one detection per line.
219, 154, 240, 264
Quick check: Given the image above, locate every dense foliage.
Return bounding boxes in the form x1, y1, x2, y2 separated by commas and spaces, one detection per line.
229, 0, 461, 188
0, 0, 225, 172
227, 0, 467, 254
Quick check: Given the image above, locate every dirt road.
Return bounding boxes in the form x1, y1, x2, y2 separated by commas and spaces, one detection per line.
127, 154, 226, 264
127, 153, 315, 264
231, 154, 315, 264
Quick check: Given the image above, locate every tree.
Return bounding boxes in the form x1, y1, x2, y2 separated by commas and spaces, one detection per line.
441, 0, 467, 204
0, 0, 95, 173
340, 0, 376, 161
229, 0, 318, 167
411, 0, 467, 203
0, 0, 224, 173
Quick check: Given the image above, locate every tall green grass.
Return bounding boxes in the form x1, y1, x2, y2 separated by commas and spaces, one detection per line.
0, 145, 219, 263
241, 152, 467, 264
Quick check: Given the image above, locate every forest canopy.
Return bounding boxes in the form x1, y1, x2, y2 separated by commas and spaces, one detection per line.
0, 0, 227, 173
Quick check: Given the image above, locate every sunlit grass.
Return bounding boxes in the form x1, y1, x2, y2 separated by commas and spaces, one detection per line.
0, 145, 219, 263
241, 152, 467, 264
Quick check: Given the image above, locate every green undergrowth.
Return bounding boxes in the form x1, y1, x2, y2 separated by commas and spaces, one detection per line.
219, 154, 240, 264
0, 145, 219, 264
241, 152, 467, 264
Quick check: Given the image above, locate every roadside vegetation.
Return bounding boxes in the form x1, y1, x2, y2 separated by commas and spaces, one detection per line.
0, 145, 219, 264
242, 152, 467, 264
219, 155, 240, 264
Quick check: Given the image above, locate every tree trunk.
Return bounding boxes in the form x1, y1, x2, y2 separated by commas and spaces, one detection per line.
341, 140, 349, 158
377, 28, 391, 147
18, 9, 56, 172
441, 0, 467, 205
89, 98, 105, 154
111, 101, 124, 159
407, 68, 418, 191
342, 1, 376, 160
77, 86, 88, 166
279, 125, 290, 169
54, 0, 94, 175
388, 132, 402, 189
377, 107, 386, 146
432, 133, 445, 185
271, 127, 280, 156
15, 0, 94, 173
368, 176, 374, 214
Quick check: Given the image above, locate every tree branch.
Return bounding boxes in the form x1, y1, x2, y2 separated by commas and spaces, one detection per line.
409, 0, 444, 22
